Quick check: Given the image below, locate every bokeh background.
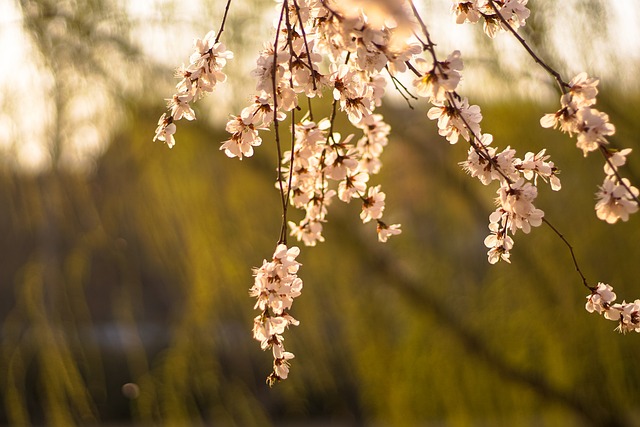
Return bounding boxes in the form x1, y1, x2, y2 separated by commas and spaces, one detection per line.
1, 0, 640, 426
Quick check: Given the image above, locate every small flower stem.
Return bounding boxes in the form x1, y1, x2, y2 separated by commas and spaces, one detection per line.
327, 50, 350, 143
409, 3, 594, 294
273, 1, 288, 245
485, 0, 567, 94
214, 0, 233, 44
385, 65, 417, 109
293, 0, 317, 93
409, 1, 434, 54
599, 145, 640, 206
307, 96, 314, 121
282, 104, 296, 243
445, 92, 514, 184
405, 11, 512, 185
542, 218, 592, 290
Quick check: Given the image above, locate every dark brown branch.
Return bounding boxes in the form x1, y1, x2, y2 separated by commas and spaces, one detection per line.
485, 0, 568, 94
273, 1, 288, 245
214, 0, 233, 44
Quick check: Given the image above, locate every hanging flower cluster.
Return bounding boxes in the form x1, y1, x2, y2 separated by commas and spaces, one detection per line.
586, 283, 640, 334
452, 0, 640, 332
540, 73, 639, 224
155, 0, 640, 382
406, 27, 560, 264
250, 244, 303, 385
452, 0, 530, 38
218, 0, 414, 248
154, 30, 233, 148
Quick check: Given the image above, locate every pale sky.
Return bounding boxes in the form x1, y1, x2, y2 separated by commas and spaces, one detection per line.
1, 0, 640, 172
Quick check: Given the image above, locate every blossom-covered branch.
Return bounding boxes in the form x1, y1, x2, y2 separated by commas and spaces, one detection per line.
154, 14, 234, 148
451, 0, 640, 333
154, 0, 640, 384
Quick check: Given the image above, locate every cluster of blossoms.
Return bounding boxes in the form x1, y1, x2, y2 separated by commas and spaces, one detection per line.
249, 244, 303, 385
154, 30, 233, 148
586, 283, 640, 334
452, 0, 530, 38
283, 114, 400, 246
540, 73, 639, 224
451, 0, 640, 330
407, 38, 560, 263
222, 0, 416, 382
219, 0, 414, 246
156, 0, 640, 380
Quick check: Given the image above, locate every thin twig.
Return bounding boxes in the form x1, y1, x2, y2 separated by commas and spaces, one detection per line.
385, 66, 417, 109
409, 2, 592, 290
273, 1, 288, 245
214, 0, 233, 44
485, 0, 567, 94
599, 145, 640, 206
292, 0, 317, 93
282, 3, 298, 243
542, 218, 592, 290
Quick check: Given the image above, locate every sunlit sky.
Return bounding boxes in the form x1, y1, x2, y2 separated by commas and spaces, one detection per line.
1, 0, 640, 172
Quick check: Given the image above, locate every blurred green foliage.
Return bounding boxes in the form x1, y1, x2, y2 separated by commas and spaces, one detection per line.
1, 96, 640, 426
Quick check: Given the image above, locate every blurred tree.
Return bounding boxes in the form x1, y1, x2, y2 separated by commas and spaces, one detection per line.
0, 1, 639, 426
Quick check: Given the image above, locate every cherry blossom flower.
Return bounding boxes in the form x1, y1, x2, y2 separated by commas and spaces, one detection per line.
331, 64, 363, 101
484, 210, 514, 264
272, 350, 295, 380
376, 221, 402, 242
167, 94, 196, 121
289, 219, 326, 246
154, 30, 233, 147
338, 172, 369, 202
220, 115, 265, 159
575, 107, 615, 155
153, 114, 177, 148
452, 1, 481, 25
452, 0, 530, 38
586, 282, 617, 314
413, 51, 463, 102
325, 149, 359, 181
595, 177, 639, 224
539, 93, 579, 135
568, 72, 599, 108
515, 149, 561, 191
585, 283, 640, 334
428, 97, 482, 144
498, 178, 544, 234
612, 300, 640, 334
460, 135, 520, 185
501, 0, 530, 30
354, 114, 390, 174
360, 185, 385, 223
603, 148, 632, 176
241, 93, 286, 127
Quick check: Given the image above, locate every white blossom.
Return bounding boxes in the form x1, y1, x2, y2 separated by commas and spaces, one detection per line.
427, 97, 482, 144
377, 221, 402, 242
220, 115, 266, 159
603, 148, 632, 176
154, 31, 233, 147
575, 107, 615, 155
568, 72, 599, 108
360, 185, 386, 223
586, 282, 617, 314
413, 51, 464, 102
153, 114, 177, 148
595, 177, 639, 224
